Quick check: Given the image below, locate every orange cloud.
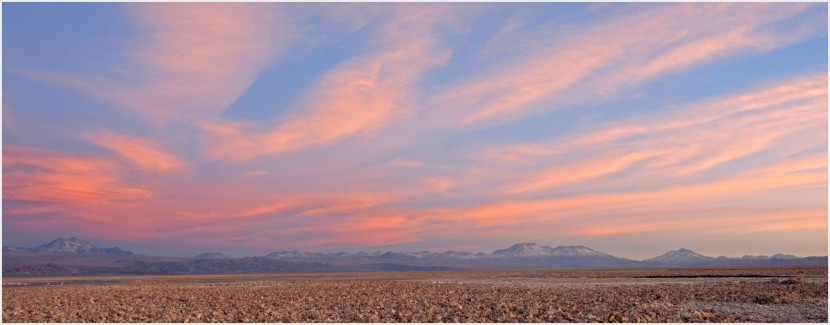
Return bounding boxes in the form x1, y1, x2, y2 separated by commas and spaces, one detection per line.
3, 146, 153, 214
425, 177, 456, 193
581, 208, 827, 236
231, 192, 397, 220
704, 210, 828, 235
202, 6, 457, 161
479, 74, 826, 191
307, 209, 423, 248
124, 3, 289, 122
390, 73, 827, 243
503, 150, 664, 195
85, 131, 184, 172
10, 3, 287, 125
428, 3, 820, 128
597, 4, 820, 92
417, 151, 826, 231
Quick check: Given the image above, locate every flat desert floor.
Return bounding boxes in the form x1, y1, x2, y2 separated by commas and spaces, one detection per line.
3, 266, 827, 322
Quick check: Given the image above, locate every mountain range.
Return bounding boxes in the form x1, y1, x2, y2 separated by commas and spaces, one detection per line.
3, 238, 827, 276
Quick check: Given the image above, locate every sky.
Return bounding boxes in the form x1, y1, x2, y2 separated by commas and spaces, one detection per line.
2, 3, 828, 260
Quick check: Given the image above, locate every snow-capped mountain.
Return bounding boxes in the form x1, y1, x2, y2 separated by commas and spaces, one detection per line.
4, 237, 132, 255
261, 243, 618, 261
4, 238, 826, 276
34, 237, 95, 253
549, 245, 611, 257
489, 243, 613, 258
741, 255, 771, 260
435, 251, 480, 259
645, 248, 713, 264
491, 243, 555, 257
3, 237, 132, 255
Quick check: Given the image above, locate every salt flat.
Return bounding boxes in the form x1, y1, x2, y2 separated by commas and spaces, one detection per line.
3, 266, 827, 322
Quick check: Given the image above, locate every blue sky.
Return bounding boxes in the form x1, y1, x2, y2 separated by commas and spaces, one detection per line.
3, 3, 827, 259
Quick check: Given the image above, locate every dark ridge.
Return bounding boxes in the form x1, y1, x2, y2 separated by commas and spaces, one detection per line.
633, 274, 794, 279
363, 263, 453, 271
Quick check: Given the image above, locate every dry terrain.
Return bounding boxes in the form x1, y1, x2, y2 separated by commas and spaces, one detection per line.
3, 267, 827, 322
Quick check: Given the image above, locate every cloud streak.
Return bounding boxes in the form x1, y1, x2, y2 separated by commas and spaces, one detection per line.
3, 146, 153, 215
9, 3, 288, 125
202, 5, 458, 161
84, 131, 185, 172
3, 3, 826, 257
428, 3, 822, 128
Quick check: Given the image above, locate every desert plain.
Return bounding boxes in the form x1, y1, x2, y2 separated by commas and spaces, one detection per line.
3, 266, 827, 323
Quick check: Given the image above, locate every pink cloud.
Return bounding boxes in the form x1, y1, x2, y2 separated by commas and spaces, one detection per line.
581, 208, 827, 236
4, 4, 825, 254
416, 152, 826, 232
84, 131, 185, 172
202, 6, 456, 161
428, 3, 821, 128
503, 150, 665, 195
10, 3, 288, 125
424, 177, 456, 193
3, 146, 153, 220
305, 209, 424, 248
83, 73, 822, 251
122, 3, 289, 123
389, 159, 425, 168
481, 74, 826, 186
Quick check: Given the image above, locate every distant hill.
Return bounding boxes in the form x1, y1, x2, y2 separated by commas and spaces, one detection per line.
645, 248, 714, 265
491, 243, 612, 258
4, 237, 132, 255
3, 238, 827, 276
194, 252, 230, 259
3, 238, 346, 276
643, 248, 827, 267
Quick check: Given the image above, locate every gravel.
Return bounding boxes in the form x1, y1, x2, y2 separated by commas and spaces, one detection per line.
3, 267, 827, 322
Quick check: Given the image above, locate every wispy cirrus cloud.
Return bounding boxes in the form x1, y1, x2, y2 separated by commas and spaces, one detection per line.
581, 208, 827, 236
3, 3, 826, 257
403, 74, 826, 242
202, 5, 461, 161
415, 152, 826, 234
484, 73, 826, 182
84, 131, 185, 172
3, 146, 153, 215
502, 150, 665, 195
10, 3, 289, 125
428, 3, 823, 128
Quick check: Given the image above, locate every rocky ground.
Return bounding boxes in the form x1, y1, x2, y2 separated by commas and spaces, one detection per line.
3, 267, 827, 322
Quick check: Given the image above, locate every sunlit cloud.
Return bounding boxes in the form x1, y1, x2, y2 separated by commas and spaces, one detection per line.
3, 3, 826, 257
428, 3, 822, 128
389, 159, 425, 168
3, 146, 153, 219
415, 152, 826, 233
502, 150, 665, 195
84, 131, 185, 172
202, 6, 457, 161
10, 3, 288, 125
481, 73, 826, 192
424, 177, 456, 193
581, 209, 828, 236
